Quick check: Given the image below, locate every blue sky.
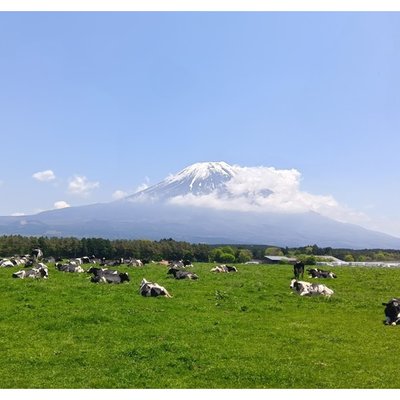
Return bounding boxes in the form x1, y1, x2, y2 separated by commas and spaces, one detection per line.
1, 11, 400, 236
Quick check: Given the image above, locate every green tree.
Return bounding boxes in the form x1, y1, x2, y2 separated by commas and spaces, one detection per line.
265, 247, 284, 256
344, 254, 354, 262
236, 249, 253, 263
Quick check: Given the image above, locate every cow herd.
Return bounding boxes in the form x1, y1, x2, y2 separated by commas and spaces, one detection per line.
1, 251, 218, 299
1, 249, 399, 325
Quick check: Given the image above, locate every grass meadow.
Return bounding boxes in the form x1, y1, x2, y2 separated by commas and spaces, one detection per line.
0, 262, 399, 389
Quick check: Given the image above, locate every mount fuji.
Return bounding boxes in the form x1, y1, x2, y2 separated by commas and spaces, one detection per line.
1, 161, 399, 249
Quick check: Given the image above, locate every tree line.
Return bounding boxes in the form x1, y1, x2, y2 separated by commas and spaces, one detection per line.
0, 235, 400, 263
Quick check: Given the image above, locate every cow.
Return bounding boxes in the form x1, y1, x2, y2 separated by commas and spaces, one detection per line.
127, 259, 143, 267
91, 272, 130, 284
0, 259, 14, 268
307, 268, 337, 279
210, 264, 238, 273
290, 279, 334, 297
139, 278, 172, 298
167, 267, 198, 280
56, 263, 85, 273
382, 298, 400, 325
182, 260, 194, 267
31, 248, 43, 262
12, 265, 49, 279
87, 266, 118, 276
293, 261, 305, 280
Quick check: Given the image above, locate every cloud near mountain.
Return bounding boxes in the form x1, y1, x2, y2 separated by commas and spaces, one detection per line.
155, 164, 368, 226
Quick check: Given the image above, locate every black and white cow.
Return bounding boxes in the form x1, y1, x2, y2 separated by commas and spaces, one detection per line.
382, 298, 400, 325
290, 279, 334, 297
56, 263, 85, 273
87, 266, 118, 276
12, 264, 49, 279
91, 272, 130, 284
140, 278, 172, 298
126, 259, 143, 267
210, 264, 238, 273
307, 268, 337, 279
31, 248, 43, 262
0, 259, 14, 268
167, 267, 198, 280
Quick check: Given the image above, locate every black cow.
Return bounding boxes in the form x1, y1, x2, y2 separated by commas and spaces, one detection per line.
382, 298, 400, 325
167, 267, 198, 280
293, 261, 305, 280
91, 272, 130, 284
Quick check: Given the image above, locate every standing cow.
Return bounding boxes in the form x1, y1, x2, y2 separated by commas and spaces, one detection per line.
293, 260, 305, 280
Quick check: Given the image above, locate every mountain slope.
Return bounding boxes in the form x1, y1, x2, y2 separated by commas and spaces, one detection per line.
0, 161, 399, 249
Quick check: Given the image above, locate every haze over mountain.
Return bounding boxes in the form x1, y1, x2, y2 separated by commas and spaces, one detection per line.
1, 161, 399, 249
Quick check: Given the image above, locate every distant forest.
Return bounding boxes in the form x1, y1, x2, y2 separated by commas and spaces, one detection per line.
1, 235, 400, 263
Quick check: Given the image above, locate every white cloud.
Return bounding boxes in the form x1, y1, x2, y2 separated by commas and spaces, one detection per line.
68, 175, 99, 196
32, 169, 56, 182
112, 190, 128, 200
54, 201, 70, 209
168, 165, 370, 227
11, 212, 25, 216
134, 177, 150, 193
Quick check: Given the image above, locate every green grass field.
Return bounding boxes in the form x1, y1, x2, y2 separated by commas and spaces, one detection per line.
0, 262, 399, 389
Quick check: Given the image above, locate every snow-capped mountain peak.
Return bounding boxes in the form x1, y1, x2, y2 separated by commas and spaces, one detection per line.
165, 161, 237, 188
127, 161, 239, 201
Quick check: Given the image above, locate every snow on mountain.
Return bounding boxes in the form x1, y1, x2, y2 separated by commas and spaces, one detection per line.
126, 161, 255, 201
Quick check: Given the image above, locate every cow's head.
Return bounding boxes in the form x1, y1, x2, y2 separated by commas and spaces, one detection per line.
119, 272, 130, 282
290, 279, 297, 290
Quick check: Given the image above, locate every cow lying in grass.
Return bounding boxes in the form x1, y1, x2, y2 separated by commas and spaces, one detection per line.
290, 279, 334, 297
87, 266, 129, 284
167, 267, 198, 280
210, 265, 237, 273
87, 267, 118, 276
12, 264, 49, 279
91, 271, 130, 284
56, 263, 85, 273
307, 268, 337, 279
140, 278, 172, 298
382, 298, 400, 325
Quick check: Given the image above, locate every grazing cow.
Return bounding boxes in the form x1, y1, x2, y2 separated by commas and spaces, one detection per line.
307, 268, 337, 279
56, 263, 85, 273
210, 264, 238, 273
91, 272, 130, 284
167, 267, 198, 280
140, 278, 172, 298
12, 265, 49, 279
293, 261, 305, 280
290, 279, 334, 297
382, 298, 400, 325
